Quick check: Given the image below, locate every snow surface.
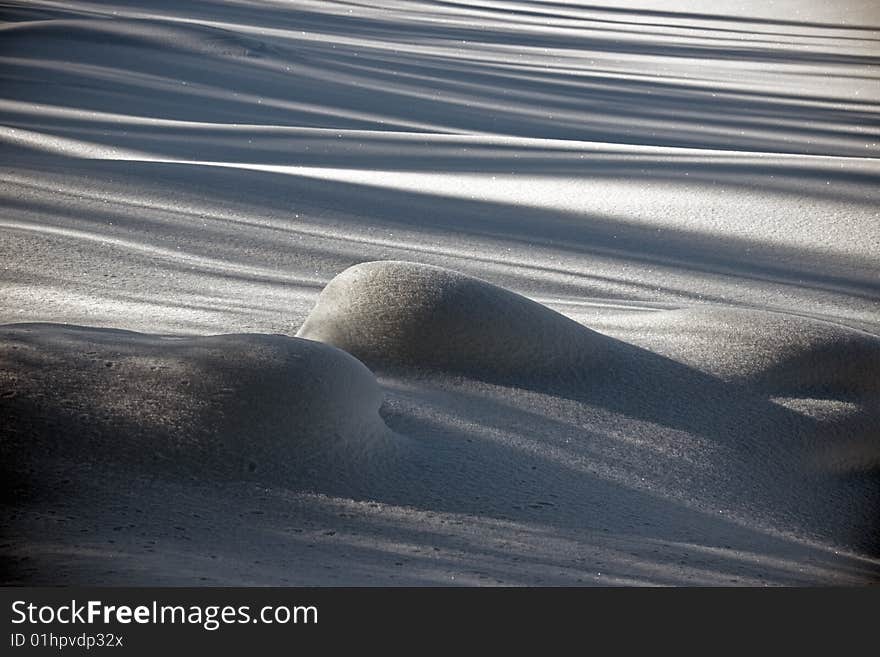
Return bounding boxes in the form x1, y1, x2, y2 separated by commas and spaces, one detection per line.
1, 0, 879, 585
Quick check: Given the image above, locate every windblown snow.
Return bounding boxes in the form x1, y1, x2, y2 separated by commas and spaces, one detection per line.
1, 0, 878, 585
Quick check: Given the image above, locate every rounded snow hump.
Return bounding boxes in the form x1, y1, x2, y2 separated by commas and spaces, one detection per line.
0, 324, 391, 487
297, 260, 611, 383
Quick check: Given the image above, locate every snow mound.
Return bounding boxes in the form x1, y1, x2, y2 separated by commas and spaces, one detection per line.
613, 307, 880, 399
299, 261, 880, 401
0, 324, 390, 485
299, 262, 880, 478
297, 261, 612, 382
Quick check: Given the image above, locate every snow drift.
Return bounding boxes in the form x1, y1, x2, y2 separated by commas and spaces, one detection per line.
0, 323, 391, 486
298, 262, 880, 547
297, 260, 616, 383
2, 0, 878, 586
